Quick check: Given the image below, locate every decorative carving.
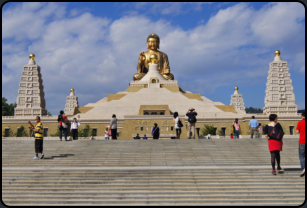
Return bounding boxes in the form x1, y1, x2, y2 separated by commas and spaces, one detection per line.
263, 51, 297, 115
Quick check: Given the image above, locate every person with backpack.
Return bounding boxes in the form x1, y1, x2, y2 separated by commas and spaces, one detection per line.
186, 107, 197, 139
58, 110, 68, 141
152, 123, 160, 139
264, 114, 284, 175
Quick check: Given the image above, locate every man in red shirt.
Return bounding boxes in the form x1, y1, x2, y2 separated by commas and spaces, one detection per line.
296, 112, 305, 177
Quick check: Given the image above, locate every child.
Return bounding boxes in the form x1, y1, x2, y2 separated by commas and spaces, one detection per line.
230, 133, 234, 139
207, 133, 211, 139
143, 134, 147, 139
104, 127, 109, 140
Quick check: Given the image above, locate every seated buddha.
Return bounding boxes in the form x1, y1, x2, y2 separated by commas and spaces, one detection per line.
133, 33, 174, 81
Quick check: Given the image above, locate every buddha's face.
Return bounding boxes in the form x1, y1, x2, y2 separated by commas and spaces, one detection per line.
147, 38, 159, 50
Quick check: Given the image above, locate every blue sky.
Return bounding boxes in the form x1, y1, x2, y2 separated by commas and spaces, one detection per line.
2, 2, 305, 116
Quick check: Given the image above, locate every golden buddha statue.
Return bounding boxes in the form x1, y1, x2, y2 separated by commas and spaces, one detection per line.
133, 33, 174, 81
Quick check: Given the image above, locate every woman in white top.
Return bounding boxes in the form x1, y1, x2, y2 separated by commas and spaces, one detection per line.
173, 112, 182, 139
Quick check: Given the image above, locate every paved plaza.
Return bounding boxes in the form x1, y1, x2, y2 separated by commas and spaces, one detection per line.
2, 138, 305, 206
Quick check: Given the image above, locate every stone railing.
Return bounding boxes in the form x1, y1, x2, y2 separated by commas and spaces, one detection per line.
130, 80, 178, 85
2, 115, 58, 119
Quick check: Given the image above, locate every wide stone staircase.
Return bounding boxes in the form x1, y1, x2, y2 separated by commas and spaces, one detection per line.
2, 138, 305, 206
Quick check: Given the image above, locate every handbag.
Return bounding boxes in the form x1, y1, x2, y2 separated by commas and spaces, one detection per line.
177, 119, 183, 128
62, 116, 68, 128
231, 123, 235, 133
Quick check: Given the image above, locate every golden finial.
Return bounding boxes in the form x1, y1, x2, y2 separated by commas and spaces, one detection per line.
235, 86, 239, 91
70, 88, 74, 93
275, 50, 280, 56
149, 54, 158, 64
29, 54, 35, 60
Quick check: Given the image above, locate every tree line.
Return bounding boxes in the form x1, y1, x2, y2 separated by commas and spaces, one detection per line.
2, 97, 52, 116
2, 97, 16, 116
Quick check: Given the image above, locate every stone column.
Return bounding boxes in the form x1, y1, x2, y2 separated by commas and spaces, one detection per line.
14, 54, 47, 116
64, 88, 79, 114
263, 50, 297, 115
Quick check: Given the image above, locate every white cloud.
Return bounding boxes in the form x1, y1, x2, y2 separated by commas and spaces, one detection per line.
2, 2, 305, 115
2, 3, 67, 41
251, 2, 305, 47
2, 74, 12, 84
134, 2, 209, 15
69, 8, 82, 17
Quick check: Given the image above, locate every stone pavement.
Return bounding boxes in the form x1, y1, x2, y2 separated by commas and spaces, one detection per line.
2, 138, 305, 205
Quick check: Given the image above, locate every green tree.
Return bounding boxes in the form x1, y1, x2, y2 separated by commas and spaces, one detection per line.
15, 125, 28, 137
201, 124, 216, 136
245, 107, 263, 113
47, 111, 52, 116
2, 97, 16, 116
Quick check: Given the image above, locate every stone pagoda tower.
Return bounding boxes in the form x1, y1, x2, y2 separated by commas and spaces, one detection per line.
230, 87, 245, 112
14, 54, 47, 116
64, 88, 79, 113
263, 50, 297, 115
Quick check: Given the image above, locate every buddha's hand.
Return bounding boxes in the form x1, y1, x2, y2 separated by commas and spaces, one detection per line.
139, 52, 145, 65
162, 69, 170, 74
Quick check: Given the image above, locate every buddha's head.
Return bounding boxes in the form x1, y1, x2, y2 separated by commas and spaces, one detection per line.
147, 33, 160, 50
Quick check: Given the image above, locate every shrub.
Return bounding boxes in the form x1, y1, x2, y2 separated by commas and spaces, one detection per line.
201, 124, 216, 136
15, 125, 28, 137
78, 124, 92, 137
3, 129, 14, 137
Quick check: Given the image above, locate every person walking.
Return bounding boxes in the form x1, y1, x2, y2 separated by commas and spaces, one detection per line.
231, 118, 240, 139
173, 112, 182, 139
110, 114, 117, 140
152, 123, 160, 139
186, 107, 197, 139
258, 123, 263, 139
28, 116, 44, 160
143, 134, 147, 139
249, 116, 259, 139
104, 127, 109, 140
58, 110, 68, 141
70, 118, 81, 140
296, 112, 305, 177
264, 114, 284, 175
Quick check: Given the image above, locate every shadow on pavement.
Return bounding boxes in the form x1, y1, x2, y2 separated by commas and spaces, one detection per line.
43, 154, 75, 159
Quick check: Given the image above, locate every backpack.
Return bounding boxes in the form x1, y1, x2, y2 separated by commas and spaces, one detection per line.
268, 124, 284, 140
57, 115, 63, 122
188, 113, 197, 123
